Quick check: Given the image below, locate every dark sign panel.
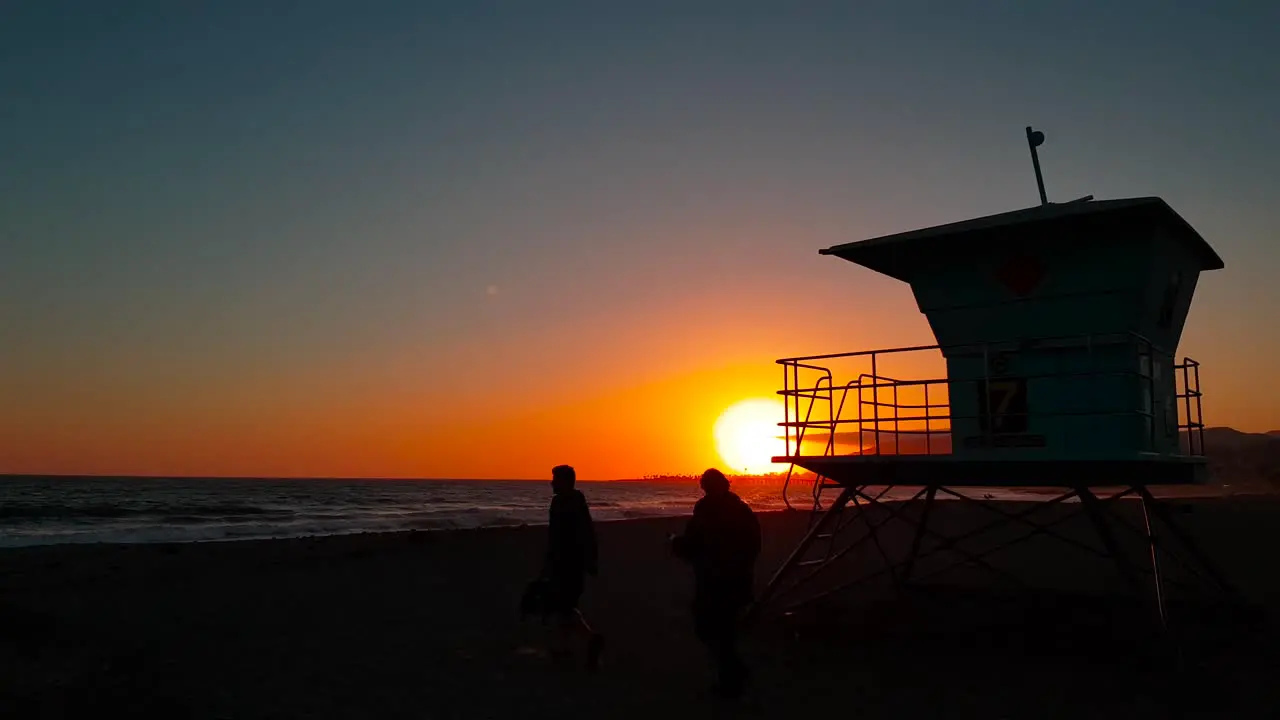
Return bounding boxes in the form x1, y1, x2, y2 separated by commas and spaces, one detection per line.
977, 378, 1029, 435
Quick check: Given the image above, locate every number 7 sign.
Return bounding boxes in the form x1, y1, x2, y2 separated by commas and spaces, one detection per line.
979, 379, 1029, 434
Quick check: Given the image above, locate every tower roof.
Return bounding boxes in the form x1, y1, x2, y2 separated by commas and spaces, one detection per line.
820, 197, 1224, 282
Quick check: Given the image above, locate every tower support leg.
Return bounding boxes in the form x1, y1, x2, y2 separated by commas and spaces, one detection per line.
897, 486, 937, 587
1078, 487, 1164, 633
852, 493, 897, 587
1133, 485, 1242, 602
1139, 490, 1169, 632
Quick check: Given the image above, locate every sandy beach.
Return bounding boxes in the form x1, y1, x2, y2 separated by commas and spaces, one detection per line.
3, 496, 1279, 719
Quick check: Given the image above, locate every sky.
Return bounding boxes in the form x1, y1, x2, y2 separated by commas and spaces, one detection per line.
3, 1, 1278, 479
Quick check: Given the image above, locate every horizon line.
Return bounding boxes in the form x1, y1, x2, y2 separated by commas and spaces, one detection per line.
0, 472, 792, 483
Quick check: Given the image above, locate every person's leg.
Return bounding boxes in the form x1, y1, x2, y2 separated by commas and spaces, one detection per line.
561, 575, 591, 641
696, 599, 748, 698
718, 608, 749, 694
719, 578, 753, 693
580, 610, 604, 671
552, 608, 604, 668
554, 608, 591, 641
549, 576, 603, 669
550, 609, 574, 656
693, 600, 731, 689
708, 614, 739, 694
571, 608, 593, 635
546, 578, 576, 658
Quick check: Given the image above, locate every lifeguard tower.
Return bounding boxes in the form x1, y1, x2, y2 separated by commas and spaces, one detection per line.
754, 128, 1237, 635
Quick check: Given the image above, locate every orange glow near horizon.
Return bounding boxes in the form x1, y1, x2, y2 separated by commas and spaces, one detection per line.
4, 325, 1277, 481
0, 353, 797, 480
3, 240, 1275, 481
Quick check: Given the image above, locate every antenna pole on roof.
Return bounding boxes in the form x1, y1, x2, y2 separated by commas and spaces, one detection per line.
1025, 126, 1048, 205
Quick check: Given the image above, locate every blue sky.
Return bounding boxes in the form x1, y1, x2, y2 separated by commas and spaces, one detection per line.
3, 1, 1278, 475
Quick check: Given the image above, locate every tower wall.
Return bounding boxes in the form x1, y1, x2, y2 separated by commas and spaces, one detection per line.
899, 215, 1207, 460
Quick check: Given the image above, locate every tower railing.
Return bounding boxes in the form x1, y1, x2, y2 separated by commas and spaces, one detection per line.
1176, 357, 1205, 455
778, 330, 1206, 462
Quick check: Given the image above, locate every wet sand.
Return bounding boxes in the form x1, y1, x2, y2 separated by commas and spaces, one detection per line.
2, 496, 1279, 718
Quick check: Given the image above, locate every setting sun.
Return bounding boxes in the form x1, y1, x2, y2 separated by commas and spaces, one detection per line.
713, 398, 788, 475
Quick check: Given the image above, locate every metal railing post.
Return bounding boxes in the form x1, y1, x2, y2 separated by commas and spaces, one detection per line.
829, 364, 836, 455
792, 362, 799, 457
924, 381, 932, 454
893, 380, 900, 453
871, 352, 880, 454
783, 362, 791, 458
1187, 358, 1198, 453
1182, 362, 1193, 455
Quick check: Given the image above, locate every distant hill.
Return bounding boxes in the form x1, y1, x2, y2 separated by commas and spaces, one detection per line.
1196, 427, 1280, 488
1193, 426, 1280, 455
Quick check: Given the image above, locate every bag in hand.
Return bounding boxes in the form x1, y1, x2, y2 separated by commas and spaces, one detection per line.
520, 577, 551, 619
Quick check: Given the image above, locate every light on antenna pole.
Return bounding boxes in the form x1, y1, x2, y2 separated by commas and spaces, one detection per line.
1026, 125, 1048, 205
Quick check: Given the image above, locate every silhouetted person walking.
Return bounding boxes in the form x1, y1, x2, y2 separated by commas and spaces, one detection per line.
671, 468, 761, 699
539, 464, 604, 670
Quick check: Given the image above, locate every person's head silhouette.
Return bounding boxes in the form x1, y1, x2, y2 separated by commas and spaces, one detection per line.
551, 465, 576, 495
699, 468, 730, 497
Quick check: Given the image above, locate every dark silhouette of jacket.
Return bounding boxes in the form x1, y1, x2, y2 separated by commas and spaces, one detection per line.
543, 489, 598, 580
672, 490, 761, 606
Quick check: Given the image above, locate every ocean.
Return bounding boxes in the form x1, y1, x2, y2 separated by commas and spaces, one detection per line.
0, 476, 776, 547
0, 476, 1048, 548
